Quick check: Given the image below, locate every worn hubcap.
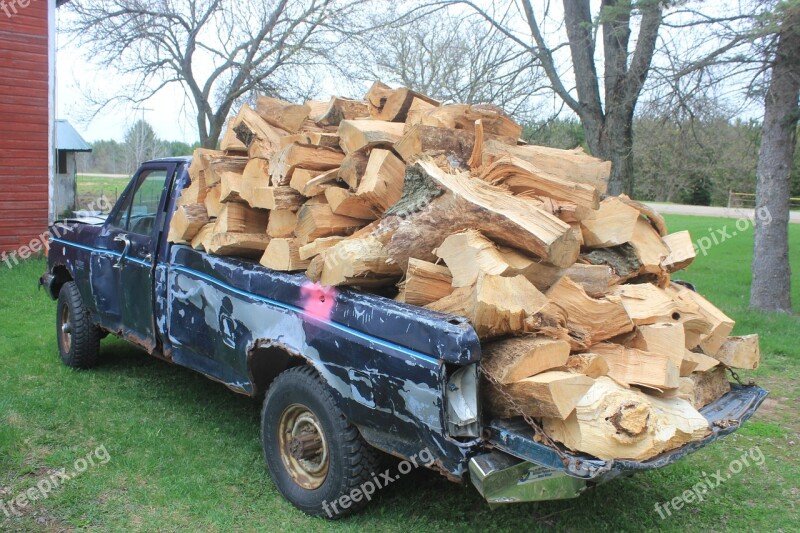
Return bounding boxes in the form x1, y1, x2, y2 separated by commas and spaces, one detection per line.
278, 404, 329, 489
60, 305, 72, 353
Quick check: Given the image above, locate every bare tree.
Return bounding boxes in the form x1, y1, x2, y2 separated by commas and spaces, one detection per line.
65, 0, 373, 148
355, 13, 546, 121
751, 2, 800, 313
442, 0, 665, 195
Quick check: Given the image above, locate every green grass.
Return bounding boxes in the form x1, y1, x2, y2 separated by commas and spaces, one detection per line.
0, 215, 798, 531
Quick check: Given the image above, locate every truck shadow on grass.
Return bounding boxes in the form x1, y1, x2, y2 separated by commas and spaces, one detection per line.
82, 338, 754, 531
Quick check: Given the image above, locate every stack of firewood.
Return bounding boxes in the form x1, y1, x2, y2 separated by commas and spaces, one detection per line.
168, 81, 760, 462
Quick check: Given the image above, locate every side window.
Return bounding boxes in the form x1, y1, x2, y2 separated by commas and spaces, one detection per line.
110, 168, 169, 235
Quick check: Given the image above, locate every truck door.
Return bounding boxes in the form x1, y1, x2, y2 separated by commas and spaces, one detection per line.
102, 162, 175, 351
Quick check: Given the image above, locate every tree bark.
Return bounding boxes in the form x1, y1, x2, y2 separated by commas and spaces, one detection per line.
750, 6, 800, 313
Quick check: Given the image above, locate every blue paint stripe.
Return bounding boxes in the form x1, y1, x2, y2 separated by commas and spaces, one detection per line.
52, 238, 440, 365
52, 238, 152, 268
170, 265, 440, 366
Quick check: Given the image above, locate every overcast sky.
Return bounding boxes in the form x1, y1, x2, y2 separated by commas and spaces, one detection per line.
55, 1, 760, 145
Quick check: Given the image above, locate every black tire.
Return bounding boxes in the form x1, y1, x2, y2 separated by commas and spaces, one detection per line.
261, 366, 383, 518
56, 281, 101, 369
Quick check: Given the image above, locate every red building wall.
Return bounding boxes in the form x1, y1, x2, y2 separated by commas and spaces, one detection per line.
0, 0, 50, 254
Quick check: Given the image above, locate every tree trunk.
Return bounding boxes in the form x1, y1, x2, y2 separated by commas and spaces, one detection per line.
588, 115, 635, 196
750, 7, 800, 313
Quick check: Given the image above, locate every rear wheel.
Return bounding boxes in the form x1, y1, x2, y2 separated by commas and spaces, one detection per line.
261, 366, 383, 518
56, 282, 101, 369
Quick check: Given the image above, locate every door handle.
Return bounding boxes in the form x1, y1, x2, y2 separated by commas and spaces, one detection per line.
113, 234, 131, 269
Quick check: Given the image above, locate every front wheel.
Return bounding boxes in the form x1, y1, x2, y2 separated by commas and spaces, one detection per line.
261, 366, 383, 518
56, 281, 101, 369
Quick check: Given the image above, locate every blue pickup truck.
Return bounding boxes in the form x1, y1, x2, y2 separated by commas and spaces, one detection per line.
41, 157, 768, 517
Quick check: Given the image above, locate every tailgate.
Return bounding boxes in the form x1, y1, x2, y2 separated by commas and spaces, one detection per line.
485, 384, 769, 482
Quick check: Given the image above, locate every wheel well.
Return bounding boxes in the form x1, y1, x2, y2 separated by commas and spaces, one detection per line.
50, 265, 73, 299
247, 343, 308, 397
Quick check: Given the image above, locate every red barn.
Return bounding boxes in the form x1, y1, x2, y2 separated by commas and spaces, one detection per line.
0, 0, 64, 256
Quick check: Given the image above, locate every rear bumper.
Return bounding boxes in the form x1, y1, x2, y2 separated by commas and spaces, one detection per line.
471, 384, 768, 504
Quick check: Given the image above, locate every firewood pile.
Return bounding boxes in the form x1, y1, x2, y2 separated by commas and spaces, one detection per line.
168, 81, 760, 462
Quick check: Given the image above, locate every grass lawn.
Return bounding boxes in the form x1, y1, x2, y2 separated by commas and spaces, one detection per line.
75, 175, 132, 214
0, 214, 797, 531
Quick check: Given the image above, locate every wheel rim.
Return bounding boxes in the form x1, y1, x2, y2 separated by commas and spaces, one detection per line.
59, 304, 72, 354
277, 403, 329, 490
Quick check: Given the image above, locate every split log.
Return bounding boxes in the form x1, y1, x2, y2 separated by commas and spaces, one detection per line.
219, 171, 243, 203
205, 154, 248, 186
232, 105, 288, 160
307, 132, 342, 149
207, 233, 270, 258
480, 156, 599, 210
190, 222, 215, 251
581, 244, 642, 284
628, 216, 670, 278
713, 335, 760, 369
268, 143, 344, 186
580, 197, 640, 248
365, 80, 440, 122
562, 264, 612, 297
394, 124, 477, 164
408, 103, 522, 139
266, 209, 298, 238
179, 174, 207, 204
481, 336, 570, 384
590, 343, 680, 390
665, 283, 734, 354
683, 349, 719, 372
301, 168, 340, 197
247, 186, 305, 211
543, 377, 708, 461
546, 276, 634, 345
484, 371, 594, 420
168, 203, 209, 243
553, 353, 609, 378
611, 283, 684, 326
294, 203, 368, 244
254, 95, 310, 133
289, 168, 324, 194
338, 119, 406, 154
435, 230, 544, 287
338, 149, 370, 189
221, 119, 247, 152
468, 119, 484, 169
368, 158, 581, 270
426, 273, 554, 340
315, 96, 370, 126
213, 203, 269, 234
626, 322, 686, 372
188, 148, 224, 179
325, 187, 381, 220
677, 367, 731, 409
317, 235, 403, 286
260, 238, 310, 271
481, 139, 611, 194
661, 231, 696, 272
396, 258, 453, 306
404, 96, 439, 125
298, 236, 346, 261
204, 184, 222, 218
355, 149, 405, 212
617, 194, 668, 237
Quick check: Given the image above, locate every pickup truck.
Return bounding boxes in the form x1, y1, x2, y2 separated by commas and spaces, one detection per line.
41, 157, 768, 517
